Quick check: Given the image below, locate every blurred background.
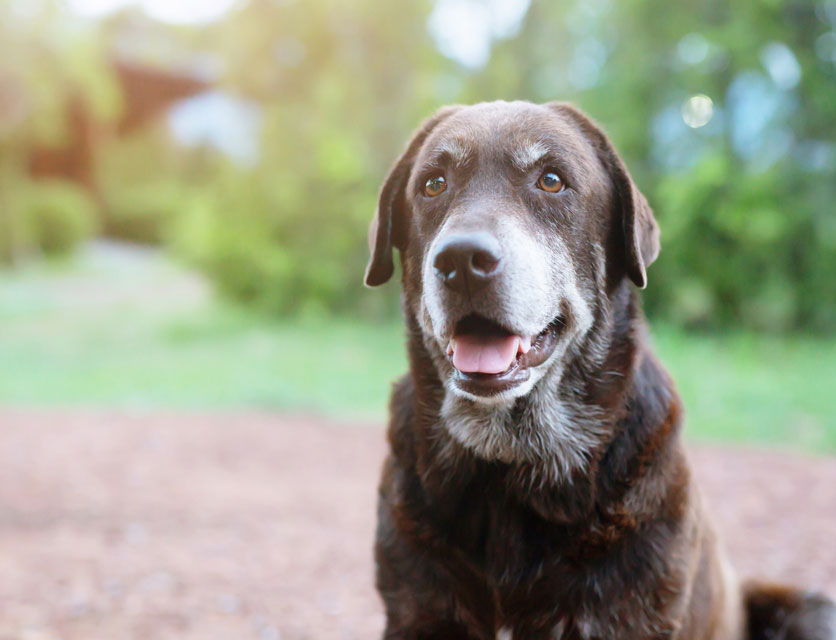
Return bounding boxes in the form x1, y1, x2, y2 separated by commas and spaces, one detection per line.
0, 0, 835, 638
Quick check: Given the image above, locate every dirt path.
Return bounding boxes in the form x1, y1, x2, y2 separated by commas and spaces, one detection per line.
0, 411, 833, 640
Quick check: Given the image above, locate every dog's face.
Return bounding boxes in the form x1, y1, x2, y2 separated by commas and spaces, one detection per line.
366, 101, 659, 406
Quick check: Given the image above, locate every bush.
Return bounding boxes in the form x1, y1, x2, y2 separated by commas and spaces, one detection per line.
95, 130, 191, 244
165, 167, 395, 318
0, 179, 98, 262
645, 153, 836, 332
101, 179, 187, 244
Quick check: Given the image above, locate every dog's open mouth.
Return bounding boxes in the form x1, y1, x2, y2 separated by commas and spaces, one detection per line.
446, 314, 563, 396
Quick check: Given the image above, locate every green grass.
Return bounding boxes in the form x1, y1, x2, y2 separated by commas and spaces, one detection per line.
0, 243, 834, 451
0, 244, 406, 417
651, 327, 836, 451
0, 306, 407, 416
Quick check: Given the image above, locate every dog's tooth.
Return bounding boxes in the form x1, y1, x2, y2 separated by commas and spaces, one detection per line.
447, 339, 455, 356
519, 335, 532, 354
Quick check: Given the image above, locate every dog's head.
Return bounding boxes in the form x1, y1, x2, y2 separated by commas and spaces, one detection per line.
365, 101, 659, 405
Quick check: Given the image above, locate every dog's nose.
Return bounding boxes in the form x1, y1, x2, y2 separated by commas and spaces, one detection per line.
432, 232, 502, 293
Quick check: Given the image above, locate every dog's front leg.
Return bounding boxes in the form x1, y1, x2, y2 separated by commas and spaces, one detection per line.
375, 527, 491, 639
375, 460, 496, 640
381, 620, 482, 640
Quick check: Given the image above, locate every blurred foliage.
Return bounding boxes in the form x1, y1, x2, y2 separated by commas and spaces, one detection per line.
97, 133, 192, 243
0, 0, 835, 329
19, 179, 99, 256
0, 175, 98, 262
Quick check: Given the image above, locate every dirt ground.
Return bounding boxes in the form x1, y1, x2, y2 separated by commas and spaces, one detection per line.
0, 411, 834, 640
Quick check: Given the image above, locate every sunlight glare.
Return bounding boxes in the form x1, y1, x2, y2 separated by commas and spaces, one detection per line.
682, 94, 714, 128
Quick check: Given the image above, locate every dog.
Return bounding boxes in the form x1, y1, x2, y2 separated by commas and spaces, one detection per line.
364, 100, 836, 639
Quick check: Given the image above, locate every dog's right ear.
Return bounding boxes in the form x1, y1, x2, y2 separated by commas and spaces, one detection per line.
364, 106, 461, 287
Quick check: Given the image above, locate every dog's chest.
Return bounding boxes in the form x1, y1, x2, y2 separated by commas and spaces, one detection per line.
443, 493, 593, 636
430, 476, 631, 640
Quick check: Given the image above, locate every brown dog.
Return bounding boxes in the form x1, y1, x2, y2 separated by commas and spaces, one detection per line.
364, 101, 835, 640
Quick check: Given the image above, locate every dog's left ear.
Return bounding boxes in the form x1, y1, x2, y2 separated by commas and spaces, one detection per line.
548, 102, 660, 289
364, 106, 462, 287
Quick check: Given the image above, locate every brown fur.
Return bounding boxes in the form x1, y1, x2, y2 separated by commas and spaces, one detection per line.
366, 101, 835, 640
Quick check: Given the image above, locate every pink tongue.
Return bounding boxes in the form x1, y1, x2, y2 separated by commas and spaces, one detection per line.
452, 334, 520, 374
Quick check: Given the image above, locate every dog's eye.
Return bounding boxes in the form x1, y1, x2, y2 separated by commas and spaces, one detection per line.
537, 170, 564, 193
424, 175, 447, 197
